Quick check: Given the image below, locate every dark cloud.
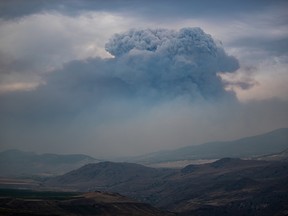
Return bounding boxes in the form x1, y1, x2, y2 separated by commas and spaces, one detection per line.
0, 51, 40, 80
232, 37, 288, 56
0, 0, 152, 20
221, 66, 259, 91
1, 0, 286, 20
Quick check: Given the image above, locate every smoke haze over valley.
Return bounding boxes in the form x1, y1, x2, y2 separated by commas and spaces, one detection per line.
0, 0, 288, 159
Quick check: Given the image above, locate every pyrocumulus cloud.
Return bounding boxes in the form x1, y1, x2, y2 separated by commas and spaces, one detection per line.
105, 28, 239, 99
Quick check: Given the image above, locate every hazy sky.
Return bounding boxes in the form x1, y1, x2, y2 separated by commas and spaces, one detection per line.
0, 0, 288, 158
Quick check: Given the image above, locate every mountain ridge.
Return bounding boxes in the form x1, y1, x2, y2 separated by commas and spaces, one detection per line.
129, 128, 288, 164
0, 149, 101, 177
45, 158, 288, 215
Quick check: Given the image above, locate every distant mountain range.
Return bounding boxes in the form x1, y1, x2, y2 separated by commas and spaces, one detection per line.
1, 128, 287, 177
256, 148, 288, 161
129, 128, 288, 164
0, 149, 100, 177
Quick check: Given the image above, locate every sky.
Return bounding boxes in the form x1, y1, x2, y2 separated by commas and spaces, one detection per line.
0, 0, 288, 159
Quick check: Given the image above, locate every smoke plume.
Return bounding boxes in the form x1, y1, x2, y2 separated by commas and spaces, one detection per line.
105, 27, 239, 99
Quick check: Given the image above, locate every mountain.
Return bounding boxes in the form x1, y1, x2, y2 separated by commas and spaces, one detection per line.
130, 128, 288, 164
0, 189, 174, 216
0, 149, 100, 177
47, 161, 176, 192
46, 159, 288, 216
256, 148, 288, 161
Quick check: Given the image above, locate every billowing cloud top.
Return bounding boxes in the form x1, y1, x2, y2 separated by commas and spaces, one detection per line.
105, 28, 239, 99
107, 28, 216, 58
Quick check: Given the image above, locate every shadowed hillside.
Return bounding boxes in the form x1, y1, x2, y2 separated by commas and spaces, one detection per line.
47, 161, 177, 192
46, 158, 288, 216
0, 189, 174, 216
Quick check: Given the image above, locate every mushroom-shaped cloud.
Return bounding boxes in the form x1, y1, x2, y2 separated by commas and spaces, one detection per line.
105, 27, 239, 99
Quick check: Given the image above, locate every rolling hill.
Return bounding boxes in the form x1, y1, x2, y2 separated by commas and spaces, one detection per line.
0, 189, 174, 216
45, 158, 288, 216
47, 161, 176, 192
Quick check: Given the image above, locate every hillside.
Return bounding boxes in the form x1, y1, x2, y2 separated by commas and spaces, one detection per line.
0, 189, 174, 216
0, 149, 100, 177
256, 148, 288, 161
47, 161, 176, 192
131, 128, 288, 164
46, 159, 288, 216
